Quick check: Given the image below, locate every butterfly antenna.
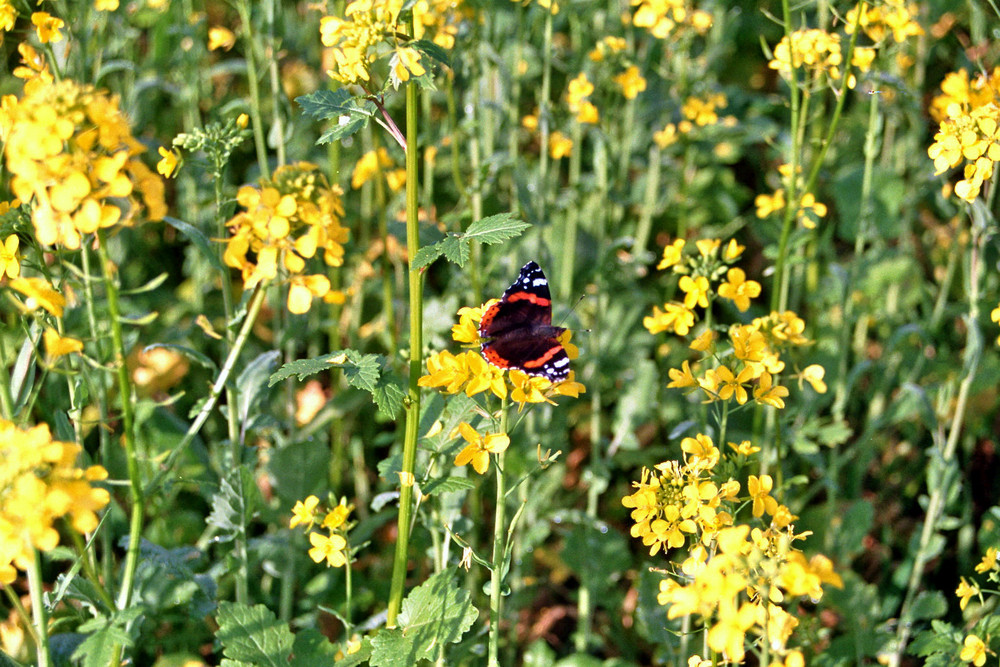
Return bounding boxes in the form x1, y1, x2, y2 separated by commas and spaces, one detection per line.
557, 294, 589, 329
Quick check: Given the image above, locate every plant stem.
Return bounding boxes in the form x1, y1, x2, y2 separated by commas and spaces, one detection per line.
386, 18, 423, 625
488, 397, 510, 667
888, 222, 984, 666
96, 231, 143, 663
236, 0, 271, 180
27, 549, 50, 667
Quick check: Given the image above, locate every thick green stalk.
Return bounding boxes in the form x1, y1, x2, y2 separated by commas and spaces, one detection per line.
27, 549, 50, 667
387, 31, 422, 626
488, 398, 510, 667
235, 0, 271, 180
97, 231, 144, 664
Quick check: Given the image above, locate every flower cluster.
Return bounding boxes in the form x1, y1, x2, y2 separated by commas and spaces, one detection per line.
768, 28, 875, 89
223, 162, 349, 314
623, 433, 843, 664
844, 0, 924, 45
320, 0, 460, 86
953, 547, 999, 666
419, 302, 585, 410
926, 68, 1000, 203
565, 73, 599, 124
754, 164, 828, 229
1, 79, 166, 250
629, 0, 713, 39
1, 421, 110, 584
289, 495, 355, 568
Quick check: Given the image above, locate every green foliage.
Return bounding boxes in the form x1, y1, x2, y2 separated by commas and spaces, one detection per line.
297, 89, 379, 144
270, 350, 405, 418
413, 214, 532, 269
369, 569, 478, 666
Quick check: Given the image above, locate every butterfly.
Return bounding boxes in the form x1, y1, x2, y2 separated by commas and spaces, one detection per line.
478, 261, 570, 382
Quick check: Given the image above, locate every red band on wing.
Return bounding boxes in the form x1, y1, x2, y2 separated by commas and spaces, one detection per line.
522, 344, 564, 368
506, 292, 551, 306
482, 347, 511, 368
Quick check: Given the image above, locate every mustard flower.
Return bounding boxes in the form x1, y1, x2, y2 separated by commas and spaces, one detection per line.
682, 93, 726, 127
715, 364, 754, 404
322, 500, 354, 531
653, 123, 678, 148
290, 495, 320, 529
157, 147, 180, 178
0, 421, 110, 584
748, 474, 778, 518
961, 635, 987, 666
309, 532, 348, 567
208, 26, 236, 51
768, 29, 844, 81
797, 364, 827, 393
756, 189, 786, 218
753, 372, 789, 409
975, 546, 998, 573
43, 327, 83, 360
707, 602, 756, 663
0, 234, 19, 279
667, 360, 698, 389
956, 577, 979, 610
613, 65, 647, 100
657, 238, 686, 270
9, 277, 65, 317
644, 302, 695, 336
351, 147, 393, 189
95, 0, 119, 10
454, 422, 510, 475
717, 267, 761, 312
3, 79, 166, 249
678, 275, 710, 309
845, 1, 924, 45
31, 12, 64, 43
549, 131, 573, 159
0, 1, 16, 33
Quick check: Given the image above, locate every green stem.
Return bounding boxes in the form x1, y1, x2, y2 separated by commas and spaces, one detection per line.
889, 223, 983, 666
387, 20, 423, 626
0, 332, 14, 420
27, 549, 51, 667
96, 231, 143, 661
236, 0, 271, 180
147, 282, 270, 494
488, 397, 510, 667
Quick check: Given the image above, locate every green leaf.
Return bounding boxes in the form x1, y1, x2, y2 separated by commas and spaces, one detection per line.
296, 89, 377, 144
237, 350, 281, 424
370, 568, 478, 666
411, 241, 446, 270
72, 608, 143, 667
215, 601, 294, 667
143, 342, 217, 372
463, 213, 531, 245
289, 628, 340, 666
270, 350, 404, 418
909, 591, 948, 621
422, 476, 477, 495
164, 216, 226, 273
333, 637, 374, 666
409, 39, 451, 68
269, 440, 329, 506
206, 467, 257, 543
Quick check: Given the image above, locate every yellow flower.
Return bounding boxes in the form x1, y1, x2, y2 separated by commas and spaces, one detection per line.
707, 602, 756, 663
956, 577, 979, 610
454, 422, 510, 475
798, 364, 827, 393
723, 239, 745, 261
690, 329, 715, 352
453, 302, 493, 343
717, 267, 761, 312
975, 546, 998, 573
393, 46, 426, 81
644, 302, 695, 336
756, 189, 786, 218
695, 238, 720, 258
43, 328, 83, 359
157, 147, 180, 178
0, 2, 17, 33
287, 274, 331, 314
290, 495, 320, 529
678, 275, 710, 309
753, 371, 788, 409
31, 12, 64, 43
208, 26, 236, 51
728, 440, 760, 456
667, 360, 697, 389
653, 123, 678, 148
463, 352, 508, 400
0, 234, 20, 279
681, 433, 719, 469
657, 238, 686, 270
9, 277, 65, 317
748, 474, 778, 518
322, 500, 353, 531
95, 0, 119, 10
308, 531, 348, 567
351, 148, 393, 189
960, 634, 986, 667
509, 369, 554, 407
549, 131, 573, 159
613, 65, 647, 100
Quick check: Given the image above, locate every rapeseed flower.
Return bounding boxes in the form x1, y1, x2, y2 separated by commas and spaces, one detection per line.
0, 421, 110, 584
208, 26, 236, 51
454, 422, 510, 475
2, 79, 166, 249
31, 12, 64, 43
960, 635, 987, 667
224, 162, 348, 313
290, 495, 354, 568
613, 65, 647, 100
0, 234, 19, 279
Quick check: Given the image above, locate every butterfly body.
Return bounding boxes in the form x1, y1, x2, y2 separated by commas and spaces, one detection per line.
479, 261, 570, 382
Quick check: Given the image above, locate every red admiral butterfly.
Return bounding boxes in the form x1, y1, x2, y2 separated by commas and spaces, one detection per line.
479, 261, 570, 382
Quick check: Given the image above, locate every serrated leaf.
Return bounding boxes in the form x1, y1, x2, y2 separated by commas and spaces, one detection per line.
342, 351, 381, 394
463, 214, 530, 245
409, 39, 451, 68
370, 569, 477, 667
270, 350, 402, 417
215, 601, 293, 667
206, 467, 257, 543
269, 351, 344, 385
440, 235, 470, 266
290, 628, 340, 666
422, 476, 477, 495
297, 90, 377, 144
72, 613, 136, 667
411, 241, 446, 270
909, 590, 948, 621
143, 342, 217, 372
164, 216, 226, 273
373, 371, 406, 419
